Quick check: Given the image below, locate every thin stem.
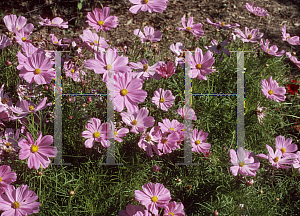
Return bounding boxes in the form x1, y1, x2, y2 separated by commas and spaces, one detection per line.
97, 30, 102, 53
132, 12, 145, 60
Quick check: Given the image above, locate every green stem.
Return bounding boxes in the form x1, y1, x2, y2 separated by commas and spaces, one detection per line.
132, 12, 145, 60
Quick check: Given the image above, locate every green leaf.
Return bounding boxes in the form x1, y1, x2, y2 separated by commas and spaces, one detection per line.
77, 2, 82, 10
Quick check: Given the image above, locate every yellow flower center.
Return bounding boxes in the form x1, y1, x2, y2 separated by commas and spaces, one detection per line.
143, 64, 148, 72
160, 98, 165, 103
239, 161, 245, 167
170, 127, 175, 131
281, 148, 286, 153
274, 157, 279, 162
0, 177, 2, 183
6, 142, 11, 147
94, 40, 98, 44
1, 98, 8, 104
221, 22, 225, 26
35, 68, 41, 74
98, 20, 104, 26
16, 27, 19, 31
51, 22, 54, 25
143, 0, 149, 3
196, 64, 202, 69
287, 36, 291, 39
105, 64, 112, 71
71, 69, 75, 73
268, 90, 274, 95
169, 213, 175, 216
186, 27, 192, 31
247, 34, 252, 39
182, 128, 185, 131
267, 49, 270, 52
22, 37, 26, 41
146, 135, 152, 142
94, 132, 100, 138
29, 106, 34, 111
120, 89, 128, 96
31, 145, 39, 153
114, 131, 118, 136
54, 41, 58, 44
161, 138, 168, 144
131, 119, 137, 125
195, 140, 201, 145
151, 196, 158, 202
12, 201, 20, 209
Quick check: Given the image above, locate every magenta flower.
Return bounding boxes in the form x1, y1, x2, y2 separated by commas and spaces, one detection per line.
129, 0, 168, 14
152, 129, 179, 154
169, 42, 185, 68
86, 7, 118, 32
158, 119, 184, 134
50, 34, 69, 47
80, 28, 109, 52
256, 102, 267, 125
188, 47, 216, 81
133, 26, 162, 43
0, 128, 20, 155
205, 39, 230, 62
0, 184, 40, 215
176, 15, 204, 37
274, 135, 298, 158
81, 118, 107, 148
118, 204, 144, 216
128, 58, 165, 80
286, 52, 300, 69
163, 201, 185, 216
39, 16, 68, 28
229, 147, 260, 176
64, 60, 86, 82
245, 2, 269, 17
151, 88, 175, 111
156, 61, 176, 79
107, 72, 147, 113
19, 50, 55, 85
135, 182, 172, 215
138, 126, 163, 157
190, 128, 211, 155
0, 35, 12, 49
18, 131, 58, 169
4, 14, 34, 33
177, 106, 197, 121
84, 48, 131, 83
260, 39, 285, 57
206, 18, 240, 30
281, 26, 300, 45
0, 165, 17, 195
261, 76, 286, 102
234, 27, 264, 43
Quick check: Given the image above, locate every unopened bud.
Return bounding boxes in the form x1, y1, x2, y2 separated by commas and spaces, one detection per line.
69, 190, 75, 196
5, 60, 12, 66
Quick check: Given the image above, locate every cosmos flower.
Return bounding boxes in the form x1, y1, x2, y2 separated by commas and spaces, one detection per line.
260, 39, 285, 57
261, 76, 286, 102
0, 35, 12, 49
4, 14, 34, 34
206, 18, 240, 30
256, 102, 267, 125
81, 118, 107, 148
128, 58, 165, 80
86, 7, 118, 32
163, 201, 185, 216
190, 128, 211, 155
129, 0, 168, 14
204, 39, 230, 61
234, 27, 264, 43
245, 2, 269, 17
151, 88, 175, 111
118, 204, 144, 216
133, 26, 162, 43
80, 28, 109, 52
49, 34, 69, 47
138, 126, 163, 157
156, 61, 176, 79
176, 15, 204, 37
39, 16, 68, 28
281, 26, 300, 45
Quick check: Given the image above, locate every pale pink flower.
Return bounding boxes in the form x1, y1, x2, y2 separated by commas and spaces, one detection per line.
156, 61, 175, 79
0, 165, 17, 195
229, 147, 260, 176
163, 201, 185, 216
256, 102, 267, 125
204, 39, 230, 61
260, 39, 285, 57
176, 15, 204, 37
261, 76, 286, 102
113, 127, 129, 143
135, 182, 172, 215
234, 27, 264, 43
169, 42, 185, 68
86, 7, 118, 32
0, 184, 40, 215
152, 129, 179, 154
81, 118, 107, 148
133, 26, 162, 43
177, 106, 197, 121
49, 34, 69, 47
128, 58, 165, 80
18, 131, 58, 169
107, 72, 147, 113
190, 128, 211, 155
158, 119, 184, 134
151, 88, 175, 111
4, 14, 34, 33
281, 26, 300, 45
80, 28, 109, 52
0, 35, 12, 49
265, 145, 296, 169
206, 18, 240, 30
188, 47, 216, 81
64, 60, 86, 82
14, 28, 32, 46
138, 126, 163, 157
245, 2, 269, 17
285, 52, 300, 69
129, 0, 168, 14
274, 135, 298, 158
118, 204, 144, 216
39, 16, 68, 28
16, 43, 44, 70
0, 128, 20, 156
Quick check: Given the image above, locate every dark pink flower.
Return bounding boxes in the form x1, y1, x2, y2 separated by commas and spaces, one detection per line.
86, 7, 118, 32
152, 129, 179, 154
156, 61, 175, 79
205, 39, 230, 61
138, 126, 162, 157
118, 204, 144, 216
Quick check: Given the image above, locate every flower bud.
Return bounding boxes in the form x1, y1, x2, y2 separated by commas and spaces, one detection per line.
213, 210, 218, 216
38, 171, 43, 176
69, 116, 73, 120
69, 190, 75, 196
276, 197, 279, 201
165, 27, 169, 32
177, 178, 182, 182
152, 165, 160, 172
44, 85, 49, 91
5, 60, 12, 66
82, 103, 86, 108
87, 96, 92, 103
260, 190, 263, 194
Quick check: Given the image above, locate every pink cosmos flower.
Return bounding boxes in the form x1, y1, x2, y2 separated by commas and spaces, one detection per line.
190, 128, 211, 155
234, 27, 264, 43
176, 15, 204, 37
0, 84, 13, 110
169, 42, 186, 68
39, 16, 68, 28
0, 128, 20, 156
81, 118, 107, 148
138, 126, 163, 157
120, 107, 154, 134
260, 39, 285, 57
14, 28, 32, 46
229, 147, 260, 176
158, 119, 184, 134
4, 14, 34, 33
188, 47, 216, 81
274, 135, 298, 158
261, 76, 286, 102
205, 39, 230, 62
64, 60, 86, 82
0, 165, 17, 195
292, 151, 300, 172
245, 2, 269, 17
18, 131, 58, 169
0, 184, 40, 215
151, 88, 175, 111
206, 18, 240, 30
113, 127, 129, 143
86, 7, 118, 32
177, 106, 197, 121
80, 28, 109, 52
49, 34, 69, 47
133, 26, 162, 43
281, 26, 300, 45
135, 182, 172, 215
128, 58, 165, 80
256, 102, 267, 125
107, 72, 147, 113
19, 50, 55, 85
119, 204, 144, 216
16, 43, 44, 70
134, 210, 153, 216
0, 35, 12, 49
156, 61, 176, 79
129, 0, 168, 14
285, 52, 300, 69
84, 48, 132, 83
152, 129, 179, 154
163, 201, 185, 216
